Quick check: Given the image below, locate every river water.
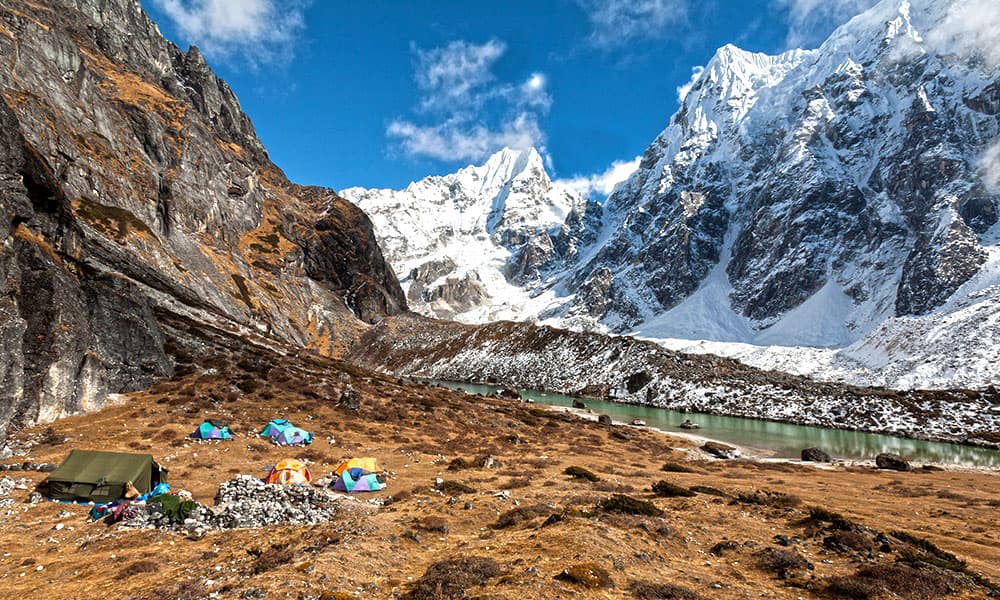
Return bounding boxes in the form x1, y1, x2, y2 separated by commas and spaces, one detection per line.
430, 380, 1000, 468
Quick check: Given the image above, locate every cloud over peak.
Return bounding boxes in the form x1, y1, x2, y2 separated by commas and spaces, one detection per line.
388, 39, 551, 163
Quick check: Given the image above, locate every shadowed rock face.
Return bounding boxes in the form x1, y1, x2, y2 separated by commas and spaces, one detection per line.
0, 0, 405, 439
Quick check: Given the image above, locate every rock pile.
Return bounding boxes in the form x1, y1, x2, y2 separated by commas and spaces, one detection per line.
212, 476, 343, 529
119, 475, 345, 532
0, 476, 27, 509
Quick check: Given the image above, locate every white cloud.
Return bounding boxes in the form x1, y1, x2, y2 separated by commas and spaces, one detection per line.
151, 0, 309, 65
388, 40, 551, 162
414, 39, 506, 113
575, 0, 688, 48
676, 65, 704, 104
387, 115, 545, 163
773, 0, 877, 49
925, 0, 1000, 68
980, 138, 1000, 192
556, 156, 642, 200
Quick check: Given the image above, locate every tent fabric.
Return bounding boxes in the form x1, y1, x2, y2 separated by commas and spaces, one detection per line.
334, 457, 380, 476
332, 467, 384, 492
191, 420, 233, 440
265, 459, 312, 485
40, 450, 168, 504
270, 426, 313, 446
259, 419, 293, 438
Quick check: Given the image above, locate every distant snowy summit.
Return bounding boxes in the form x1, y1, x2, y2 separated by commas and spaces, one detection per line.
342, 147, 600, 321
346, 0, 1000, 390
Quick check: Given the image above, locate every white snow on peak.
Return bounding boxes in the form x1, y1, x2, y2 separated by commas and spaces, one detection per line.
342, 146, 585, 322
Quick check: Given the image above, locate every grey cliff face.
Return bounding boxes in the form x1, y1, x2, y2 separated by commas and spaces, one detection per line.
0, 0, 405, 439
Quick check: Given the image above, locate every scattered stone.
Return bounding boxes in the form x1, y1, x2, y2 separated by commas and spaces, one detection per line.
479, 455, 500, 469
801, 447, 831, 462
338, 385, 361, 410
679, 419, 700, 430
875, 454, 910, 471
701, 441, 740, 459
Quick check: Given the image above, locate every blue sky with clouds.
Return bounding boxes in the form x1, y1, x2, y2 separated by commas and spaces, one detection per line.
140, 0, 879, 194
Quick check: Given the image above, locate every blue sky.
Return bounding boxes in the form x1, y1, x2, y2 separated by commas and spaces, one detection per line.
140, 0, 878, 194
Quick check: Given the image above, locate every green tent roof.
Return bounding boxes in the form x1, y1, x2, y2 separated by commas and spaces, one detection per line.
41, 450, 167, 503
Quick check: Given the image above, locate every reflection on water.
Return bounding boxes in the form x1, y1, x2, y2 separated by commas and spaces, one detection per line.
430, 381, 1000, 468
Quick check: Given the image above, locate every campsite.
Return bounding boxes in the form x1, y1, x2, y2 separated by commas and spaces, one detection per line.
0, 354, 999, 599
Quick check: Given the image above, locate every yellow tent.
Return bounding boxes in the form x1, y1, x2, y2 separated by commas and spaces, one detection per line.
334, 457, 380, 476
265, 458, 312, 485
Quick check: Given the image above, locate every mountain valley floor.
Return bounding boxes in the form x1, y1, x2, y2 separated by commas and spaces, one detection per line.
1, 356, 998, 599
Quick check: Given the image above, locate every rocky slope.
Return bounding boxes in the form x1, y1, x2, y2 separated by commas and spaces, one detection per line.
347, 0, 1000, 389
0, 0, 405, 440
349, 315, 1000, 447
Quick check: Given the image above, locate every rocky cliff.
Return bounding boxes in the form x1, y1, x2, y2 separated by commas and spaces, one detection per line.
0, 0, 405, 440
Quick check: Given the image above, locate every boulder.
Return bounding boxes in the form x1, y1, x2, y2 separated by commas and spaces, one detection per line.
597, 414, 612, 425
701, 441, 740, 459
495, 388, 521, 400
801, 447, 831, 462
875, 453, 910, 471
339, 385, 361, 410
572, 400, 586, 410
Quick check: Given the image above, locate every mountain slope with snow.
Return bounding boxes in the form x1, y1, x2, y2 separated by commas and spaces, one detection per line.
342, 148, 599, 321
348, 0, 1000, 390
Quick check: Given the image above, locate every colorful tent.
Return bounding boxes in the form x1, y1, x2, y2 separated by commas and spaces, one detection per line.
259, 419, 293, 438
38, 450, 168, 504
191, 419, 233, 440
265, 459, 312, 485
334, 457, 380, 476
332, 467, 384, 492
271, 426, 313, 446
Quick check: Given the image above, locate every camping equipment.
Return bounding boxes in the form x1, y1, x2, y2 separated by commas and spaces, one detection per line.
333, 457, 380, 476
259, 419, 293, 438
265, 459, 312, 485
332, 467, 384, 492
270, 426, 313, 446
191, 419, 233, 440
38, 450, 168, 504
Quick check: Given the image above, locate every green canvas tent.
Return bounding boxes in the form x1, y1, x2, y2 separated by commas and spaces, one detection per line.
39, 450, 168, 504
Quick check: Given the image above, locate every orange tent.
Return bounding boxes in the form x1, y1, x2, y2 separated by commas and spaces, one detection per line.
334, 457, 380, 476
265, 459, 312, 485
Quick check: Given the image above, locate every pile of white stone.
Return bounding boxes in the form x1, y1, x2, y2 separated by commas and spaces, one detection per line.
119, 475, 343, 533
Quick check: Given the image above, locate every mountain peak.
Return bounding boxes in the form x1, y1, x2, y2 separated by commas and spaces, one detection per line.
480, 146, 545, 180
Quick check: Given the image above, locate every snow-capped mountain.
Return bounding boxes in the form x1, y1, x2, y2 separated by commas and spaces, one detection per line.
348, 0, 1000, 389
342, 147, 599, 320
